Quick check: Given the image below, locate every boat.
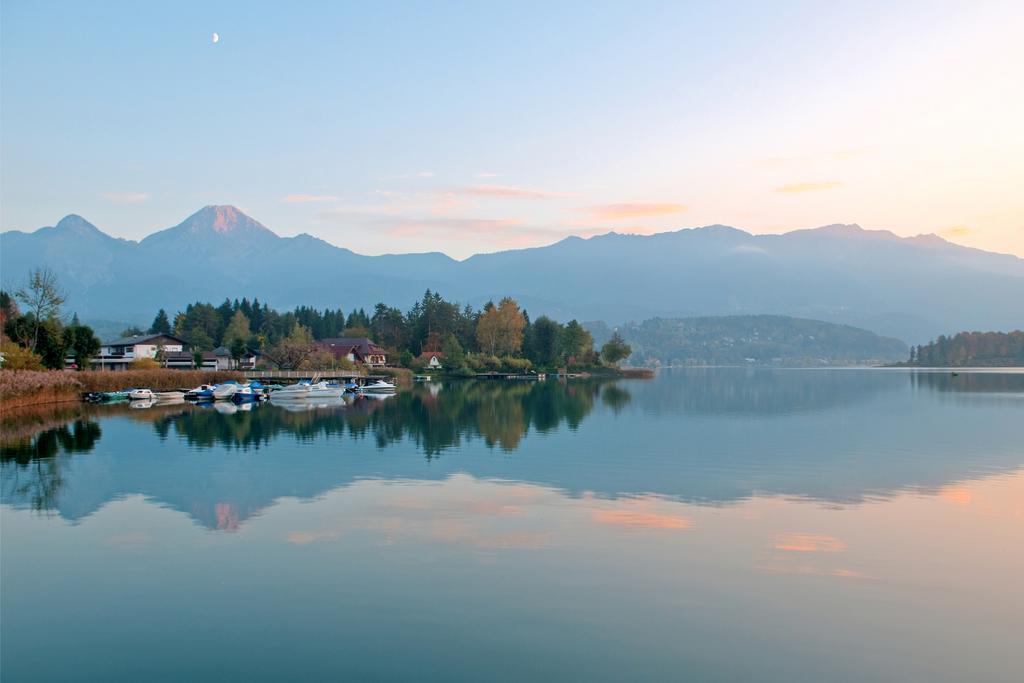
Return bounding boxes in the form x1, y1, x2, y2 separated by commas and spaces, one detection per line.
271, 381, 345, 400
212, 381, 239, 400
343, 381, 360, 393
153, 390, 185, 401
128, 388, 154, 401
231, 382, 266, 402
413, 374, 433, 382
100, 390, 130, 402
129, 399, 155, 409
184, 384, 215, 400
358, 379, 397, 394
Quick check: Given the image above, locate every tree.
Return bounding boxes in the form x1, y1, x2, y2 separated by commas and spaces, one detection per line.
560, 320, 593, 364
475, 297, 526, 356
223, 310, 251, 347
120, 325, 145, 337
0, 291, 18, 326
186, 327, 215, 351
600, 332, 632, 366
0, 335, 44, 370
13, 267, 66, 351
63, 324, 101, 369
528, 316, 562, 367
441, 333, 466, 372
263, 324, 317, 370
229, 337, 248, 369
150, 309, 171, 334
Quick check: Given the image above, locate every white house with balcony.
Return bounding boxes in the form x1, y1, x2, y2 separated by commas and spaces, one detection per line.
92, 333, 189, 371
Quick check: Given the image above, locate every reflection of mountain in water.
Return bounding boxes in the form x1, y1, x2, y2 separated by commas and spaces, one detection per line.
631, 367, 900, 416
2, 370, 1021, 529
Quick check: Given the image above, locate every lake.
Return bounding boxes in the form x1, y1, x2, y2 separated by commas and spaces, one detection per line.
2, 369, 1022, 681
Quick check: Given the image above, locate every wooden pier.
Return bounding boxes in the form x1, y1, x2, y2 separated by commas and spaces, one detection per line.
243, 370, 387, 382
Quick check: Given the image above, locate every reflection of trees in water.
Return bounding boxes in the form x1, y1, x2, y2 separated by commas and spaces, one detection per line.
1, 420, 101, 511
156, 380, 615, 457
911, 371, 1024, 395
347, 380, 607, 456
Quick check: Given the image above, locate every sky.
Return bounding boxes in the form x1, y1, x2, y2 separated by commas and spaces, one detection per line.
1, 0, 1022, 258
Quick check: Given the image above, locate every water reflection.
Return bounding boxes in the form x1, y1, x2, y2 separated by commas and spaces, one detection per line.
2, 370, 1022, 529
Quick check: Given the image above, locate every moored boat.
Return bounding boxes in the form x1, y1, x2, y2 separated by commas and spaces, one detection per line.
212, 381, 239, 400
271, 381, 345, 400
129, 388, 155, 401
358, 379, 397, 394
185, 384, 215, 400
153, 390, 186, 401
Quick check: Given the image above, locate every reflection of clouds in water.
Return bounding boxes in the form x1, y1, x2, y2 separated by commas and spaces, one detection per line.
773, 533, 845, 553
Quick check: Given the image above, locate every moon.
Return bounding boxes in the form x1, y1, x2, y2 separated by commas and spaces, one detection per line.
212, 32, 219, 44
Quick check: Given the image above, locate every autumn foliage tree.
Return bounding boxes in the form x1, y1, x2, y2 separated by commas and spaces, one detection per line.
476, 297, 526, 356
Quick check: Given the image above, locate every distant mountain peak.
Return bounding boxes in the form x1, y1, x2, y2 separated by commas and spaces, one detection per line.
178, 205, 276, 236
55, 213, 104, 235
906, 233, 951, 247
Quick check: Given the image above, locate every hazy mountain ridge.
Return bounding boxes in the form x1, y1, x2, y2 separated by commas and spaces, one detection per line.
586, 315, 908, 366
2, 205, 1022, 344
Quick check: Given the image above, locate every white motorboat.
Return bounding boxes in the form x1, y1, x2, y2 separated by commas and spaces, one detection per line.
153, 390, 185, 401
358, 380, 397, 394
128, 388, 154, 401
212, 382, 239, 400
271, 381, 345, 400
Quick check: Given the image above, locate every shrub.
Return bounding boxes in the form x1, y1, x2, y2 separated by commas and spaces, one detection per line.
501, 356, 532, 373
130, 357, 160, 369
0, 342, 46, 371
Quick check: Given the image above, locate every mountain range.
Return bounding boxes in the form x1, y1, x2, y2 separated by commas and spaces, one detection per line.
2, 205, 1022, 344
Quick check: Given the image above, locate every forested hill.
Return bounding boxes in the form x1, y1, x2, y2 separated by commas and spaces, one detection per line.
586, 315, 907, 366
904, 331, 1024, 367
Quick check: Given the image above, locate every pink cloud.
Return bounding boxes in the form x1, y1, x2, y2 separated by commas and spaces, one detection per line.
455, 185, 570, 199
581, 202, 687, 221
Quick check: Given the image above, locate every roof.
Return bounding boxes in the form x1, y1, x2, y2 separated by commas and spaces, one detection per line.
103, 333, 188, 347
317, 337, 386, 356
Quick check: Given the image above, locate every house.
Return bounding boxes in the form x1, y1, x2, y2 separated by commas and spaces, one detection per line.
164, 350, 217, 370
419, 351, 443, 369
212, 346, 259, 370
91, 333, 189, 371
316, 337, 388, 367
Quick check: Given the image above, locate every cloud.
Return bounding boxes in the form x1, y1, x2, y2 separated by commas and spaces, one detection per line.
939, 225, 972, 237
774, 181, 843, 193
580, 202, 687, 221
100, 191, 149, 204
454, 184, 570, 199
282, 193, 339, 203
475, 172, 499, 178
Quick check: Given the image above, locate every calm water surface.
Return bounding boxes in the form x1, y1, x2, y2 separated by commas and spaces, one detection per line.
2, 369, 1022, 681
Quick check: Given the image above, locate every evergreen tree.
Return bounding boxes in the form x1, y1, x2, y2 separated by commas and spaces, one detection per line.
150, 308, 171, 334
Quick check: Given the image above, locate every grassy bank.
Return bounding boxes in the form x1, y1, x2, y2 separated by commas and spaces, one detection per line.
0, 369, 244, 409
